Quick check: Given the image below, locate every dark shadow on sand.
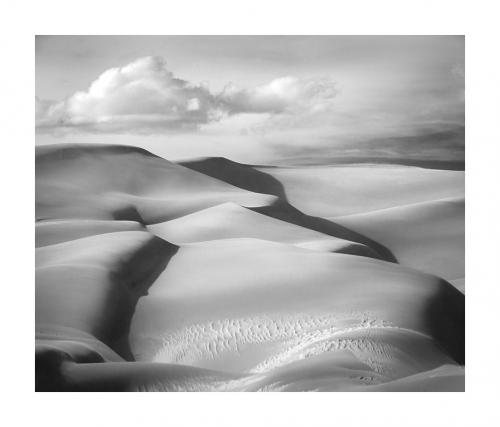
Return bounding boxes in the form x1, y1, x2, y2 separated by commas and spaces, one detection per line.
181, 157, 398, 263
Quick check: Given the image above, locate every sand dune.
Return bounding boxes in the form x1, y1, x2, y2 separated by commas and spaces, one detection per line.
180, 157, 287, 200
333, 197, 464, 282
258, 164, 464, 217
36, 219, 145, 247
180, 157, 464, 264
181, 158, 399, 261
131, 239, 464, 373
148, 202, 379, 258
35, 144, 465, 391
44, 357, 463, 392
36, 144, 276, 224
36, 229, 178, 391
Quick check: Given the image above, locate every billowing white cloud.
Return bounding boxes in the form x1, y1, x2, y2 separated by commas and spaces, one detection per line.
35, 56, 338, 133
36, 57, 217, 132
218, 76, 337, 115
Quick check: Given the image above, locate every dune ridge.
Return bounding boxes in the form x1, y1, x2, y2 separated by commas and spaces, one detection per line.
258, 163, 464, 218
36, 144, 277, 224
36, 219, 145, 247
333, 196, 465, 282
180, 157, 399, 262
35, 144, 464, 391
131, 238, 464, 370
36, 229, 178, 390
147, 202, 380, 259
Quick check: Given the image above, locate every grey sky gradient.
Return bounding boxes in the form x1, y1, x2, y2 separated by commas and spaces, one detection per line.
36, 36, 464, 164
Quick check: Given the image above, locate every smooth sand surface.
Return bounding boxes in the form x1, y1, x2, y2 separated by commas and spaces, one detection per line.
36, 144, 276, 224
36, 219, 145, 247
35, 144, 464, 391
333, 197, 465, 282
259, 164, 464, 217
148, 202, 379, 258
131, 239, 463, 374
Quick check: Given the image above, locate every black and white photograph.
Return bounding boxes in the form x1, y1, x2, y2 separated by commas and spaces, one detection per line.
5, 0, 500, 423
34, 35, 465, 392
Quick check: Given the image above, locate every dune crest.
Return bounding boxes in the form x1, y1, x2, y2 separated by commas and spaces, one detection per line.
147, 202, 380, 259
333, 197, 464, 281
36, 144, 276, 224
36, 229, 178, 390
132, 238, 464, 369
180, 157, 400, 262
259, 164, 464, 217
35, 144, 464, 391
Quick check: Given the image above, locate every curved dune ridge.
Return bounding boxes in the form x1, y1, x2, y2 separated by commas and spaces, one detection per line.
36, 144, 276, 224
333, 197, 465, 283
35, 144, 465, 391
147, 202, 379, 258
258, 163, 464, 218
36, 219, 146, 247
180, 157, 399, 262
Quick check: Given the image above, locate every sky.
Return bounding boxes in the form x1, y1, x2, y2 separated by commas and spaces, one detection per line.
35, 36, 464, 164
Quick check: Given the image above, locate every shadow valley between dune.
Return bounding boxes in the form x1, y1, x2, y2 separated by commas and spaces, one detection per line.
35, 144, 464, 392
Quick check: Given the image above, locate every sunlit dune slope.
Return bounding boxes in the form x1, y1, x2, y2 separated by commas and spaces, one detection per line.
47, 357, 463, 392
35, 145, 465, 392
148, 202, 379, 258
258, 164, 464, 217
36, 219, 145, 247
179, 157, 400, 262
333, 197, 464, 282
36, 144, 276, 224
131, 238, 464, 377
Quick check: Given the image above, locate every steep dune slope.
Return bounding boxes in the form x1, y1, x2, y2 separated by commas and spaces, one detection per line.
148, 202, 379, 258
36, 144, 276, 224
179, 157, 398, 262
180, 156, 287, 200
36, 229, 178, 391
35, 146, 465, 392
36, 219, 145, 247
333, 197, 464, 282
130, 238, 464, 380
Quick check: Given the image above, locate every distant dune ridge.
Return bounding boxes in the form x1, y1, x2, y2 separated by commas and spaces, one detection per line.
36, 144, 276, 224
333, 197, 465, 282
35, 143, 465, 391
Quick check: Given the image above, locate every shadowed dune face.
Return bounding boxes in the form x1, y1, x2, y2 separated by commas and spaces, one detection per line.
180, 157, 398, 262
252, 200, 398, 262
36, 230, 178, 390
426, 279, 465, 365
36, 144, 276, 224
147, 202, 381, 259
180, 157, 288, 200
35, 144, 464, 391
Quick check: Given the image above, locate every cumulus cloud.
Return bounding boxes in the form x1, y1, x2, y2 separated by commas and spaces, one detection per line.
35, 56, 337, 133
218, 76, 337, 115
36, 57, 217, 132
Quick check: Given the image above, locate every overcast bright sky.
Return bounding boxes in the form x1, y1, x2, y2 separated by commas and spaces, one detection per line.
36, 36, 464, 164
